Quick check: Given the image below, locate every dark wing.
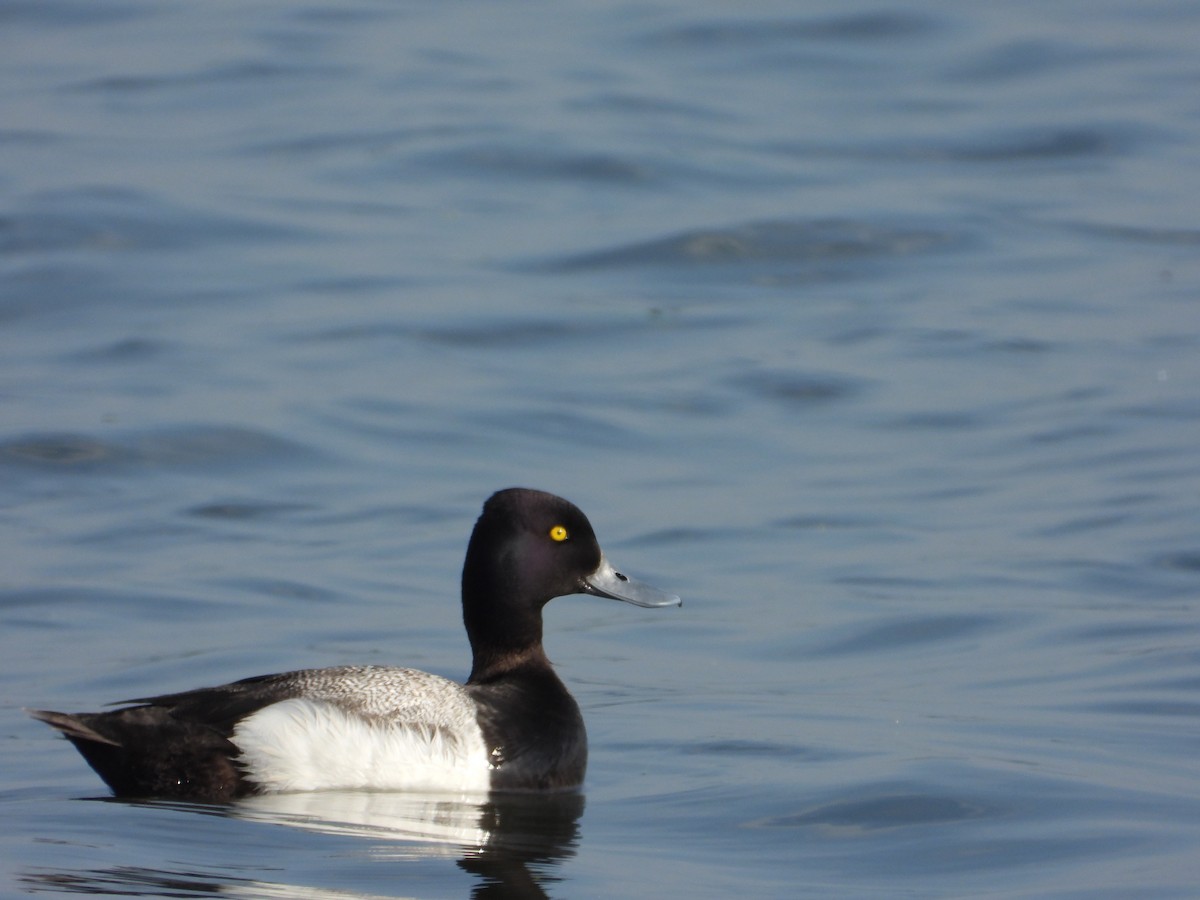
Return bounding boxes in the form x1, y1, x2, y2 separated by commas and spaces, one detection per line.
122, 670, 315, 735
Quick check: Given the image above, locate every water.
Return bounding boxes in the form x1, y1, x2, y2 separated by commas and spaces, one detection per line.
3, 0, 1199, 896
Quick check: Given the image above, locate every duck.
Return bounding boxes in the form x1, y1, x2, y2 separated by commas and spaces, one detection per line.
29, 487, 680, 801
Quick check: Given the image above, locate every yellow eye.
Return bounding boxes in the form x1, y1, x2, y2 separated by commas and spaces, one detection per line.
549, 525, 569, 542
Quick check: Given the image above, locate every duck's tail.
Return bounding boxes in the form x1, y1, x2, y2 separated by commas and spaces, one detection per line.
27, 705, 248, 802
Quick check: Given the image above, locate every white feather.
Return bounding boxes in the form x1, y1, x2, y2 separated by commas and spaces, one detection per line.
232, 689, 490, 794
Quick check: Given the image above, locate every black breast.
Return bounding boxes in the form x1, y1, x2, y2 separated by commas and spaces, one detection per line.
467, 667, 587, 791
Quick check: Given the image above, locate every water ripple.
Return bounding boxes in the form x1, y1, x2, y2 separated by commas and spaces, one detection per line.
535, 218, 964, 277
415, 144, 655, 185
810, 614, 1004, 657
0, 427, 316, 473
0, 188, 299, 257
728, 368, 867, 410
642, 12, 937, 50
754, 792, 986, 831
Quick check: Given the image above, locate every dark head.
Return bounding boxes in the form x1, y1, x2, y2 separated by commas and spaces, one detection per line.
462, 488, 679, 682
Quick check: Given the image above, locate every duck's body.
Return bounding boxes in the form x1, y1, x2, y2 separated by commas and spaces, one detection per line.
29, 489, 679, 801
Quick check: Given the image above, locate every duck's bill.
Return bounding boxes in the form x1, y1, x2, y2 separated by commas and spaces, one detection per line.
581, 555, 682, 608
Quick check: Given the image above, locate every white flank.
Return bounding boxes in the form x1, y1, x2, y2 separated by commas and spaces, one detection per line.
233, 695, 491, 794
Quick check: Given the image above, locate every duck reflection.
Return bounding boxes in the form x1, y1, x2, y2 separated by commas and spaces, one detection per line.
21, 790, 584, 899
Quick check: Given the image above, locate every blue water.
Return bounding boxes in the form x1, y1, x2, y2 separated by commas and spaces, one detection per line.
4, 0, 1200, 896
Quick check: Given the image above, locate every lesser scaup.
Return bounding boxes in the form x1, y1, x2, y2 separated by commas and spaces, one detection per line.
29, 488, 679, 800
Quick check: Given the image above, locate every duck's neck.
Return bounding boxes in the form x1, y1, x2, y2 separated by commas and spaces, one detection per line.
462, 576, 550, 684
461, 509, 558, 683
467, 641, 551, 684
464, 593, 548, 682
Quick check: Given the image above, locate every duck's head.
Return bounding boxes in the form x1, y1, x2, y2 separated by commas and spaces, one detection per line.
462, 488, 680, 677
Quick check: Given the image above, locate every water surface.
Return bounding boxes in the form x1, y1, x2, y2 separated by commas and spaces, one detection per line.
3, 1, 1200, 897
